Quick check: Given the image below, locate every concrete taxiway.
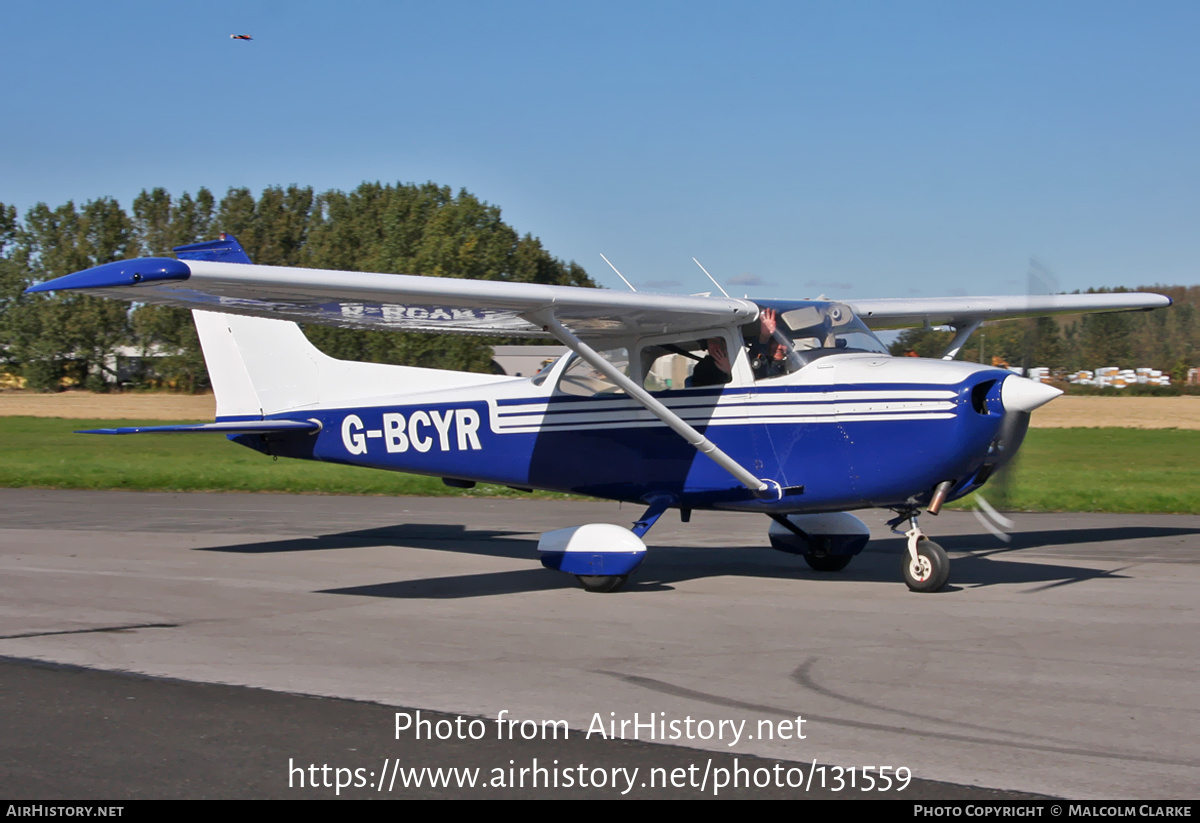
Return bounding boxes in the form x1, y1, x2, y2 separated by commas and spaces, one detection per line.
0, 489, 1196, 798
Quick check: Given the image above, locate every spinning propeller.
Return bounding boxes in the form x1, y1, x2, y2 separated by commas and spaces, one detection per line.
972, 259, 1061, 542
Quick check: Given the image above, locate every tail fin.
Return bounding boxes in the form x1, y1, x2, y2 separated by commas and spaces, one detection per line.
173, 233, 254, 265
193, 311, 319, 417
180, 236, 508, 418
193, 312, 510, 419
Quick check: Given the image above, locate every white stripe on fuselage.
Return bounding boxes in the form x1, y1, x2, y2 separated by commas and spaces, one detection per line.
486, 389, 959, 435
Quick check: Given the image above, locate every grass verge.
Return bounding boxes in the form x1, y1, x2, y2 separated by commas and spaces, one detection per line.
0, 417, 565, 498
1, 418, 1196, 513
946, 428, 1199, 514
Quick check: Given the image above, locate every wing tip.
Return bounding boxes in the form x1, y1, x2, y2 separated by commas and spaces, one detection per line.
25, 258, 190, 294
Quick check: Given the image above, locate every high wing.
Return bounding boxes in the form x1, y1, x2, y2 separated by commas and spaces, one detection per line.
843, 293, 1171, 331
26, 234, 1170, 337
26, 255, 759, 342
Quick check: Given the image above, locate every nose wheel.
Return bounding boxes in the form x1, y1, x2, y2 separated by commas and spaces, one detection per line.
889, 511, 951, 592
902, 537, 949, 592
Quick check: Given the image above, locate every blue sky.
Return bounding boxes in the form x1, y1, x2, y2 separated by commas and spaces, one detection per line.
3, 1, 1198, 298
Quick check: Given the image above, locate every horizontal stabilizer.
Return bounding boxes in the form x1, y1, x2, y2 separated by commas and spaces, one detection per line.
77, 420, 320, 436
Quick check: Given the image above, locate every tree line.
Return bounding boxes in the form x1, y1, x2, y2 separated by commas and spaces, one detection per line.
1, 183, 1194, 392
0, 183, 593, 392
888, 285, 1198, 382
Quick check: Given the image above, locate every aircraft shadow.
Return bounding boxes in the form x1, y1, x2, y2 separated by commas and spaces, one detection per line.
193, 520, 1192, 599
320, 568, 577, 599
315, 544, 1137, 600
860, 539, 1133, 589
631, 541, 1136, 592
935, 525, 1200, 553
194, 524, 538, 560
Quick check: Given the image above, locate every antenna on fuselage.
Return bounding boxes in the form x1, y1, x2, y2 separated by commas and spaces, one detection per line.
599, 253, 637, 292
692, 258, 731, 298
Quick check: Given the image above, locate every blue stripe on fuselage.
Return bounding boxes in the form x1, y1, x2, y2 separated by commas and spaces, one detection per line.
231, 376, 1004, 511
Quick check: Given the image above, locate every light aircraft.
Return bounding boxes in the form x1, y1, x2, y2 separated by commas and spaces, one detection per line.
26, 236, 1171, 593
230, 34, 253, 40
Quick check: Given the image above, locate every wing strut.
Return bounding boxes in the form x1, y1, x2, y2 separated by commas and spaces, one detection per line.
538, 313, 779, 500
941, 320, 982, 360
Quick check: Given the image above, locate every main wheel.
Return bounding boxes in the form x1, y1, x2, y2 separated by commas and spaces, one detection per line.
902, 539, 949, 592
576, 574, 629, 593
803, 553, 853, 572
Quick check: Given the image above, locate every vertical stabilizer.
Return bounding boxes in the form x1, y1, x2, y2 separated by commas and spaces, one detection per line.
182, 234, 513, 419
192, 311, 321, 418
192, 310, 511, 419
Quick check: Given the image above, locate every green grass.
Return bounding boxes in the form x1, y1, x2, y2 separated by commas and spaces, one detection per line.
947, 428, 1200, 514
0, 417, 564, 498
1, 418, 1196, 512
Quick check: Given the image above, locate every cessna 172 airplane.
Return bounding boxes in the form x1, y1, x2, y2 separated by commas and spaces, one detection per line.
27, 235, 1171, 593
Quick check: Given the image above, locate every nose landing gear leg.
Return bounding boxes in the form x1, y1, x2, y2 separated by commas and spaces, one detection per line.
888, 510, 950, 592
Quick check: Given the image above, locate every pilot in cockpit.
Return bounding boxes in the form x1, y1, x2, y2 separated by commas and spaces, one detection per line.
748, 307, 794, 380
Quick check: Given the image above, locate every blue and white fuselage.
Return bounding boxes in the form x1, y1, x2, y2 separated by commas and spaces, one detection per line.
239, 353, 1014, 515
28, 234, 1165, 591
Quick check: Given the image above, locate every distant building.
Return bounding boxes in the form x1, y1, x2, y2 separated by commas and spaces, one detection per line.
490, 345, 567, 378
1066, 366, 1170, 388
106, 345, 176, 385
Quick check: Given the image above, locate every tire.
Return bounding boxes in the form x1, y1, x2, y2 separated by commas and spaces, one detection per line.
803, 553, 853, 572
902, 539, 950, 592
576, 574, 629, 593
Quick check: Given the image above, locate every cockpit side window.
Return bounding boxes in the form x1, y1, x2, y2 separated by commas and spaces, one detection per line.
529, 358, 558, 387
640, 338, 732, 390
637, 327, 753, 391
554, 348, 630, 397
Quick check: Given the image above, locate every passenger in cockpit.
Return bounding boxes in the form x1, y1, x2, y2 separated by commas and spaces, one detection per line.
690, 337, 732, 387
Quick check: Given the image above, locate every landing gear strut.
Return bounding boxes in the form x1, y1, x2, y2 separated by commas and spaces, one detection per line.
889, 510, 950, 592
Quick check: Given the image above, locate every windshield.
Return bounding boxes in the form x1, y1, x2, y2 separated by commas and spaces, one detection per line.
780, 303, 889, 355
749, 301, 889, 378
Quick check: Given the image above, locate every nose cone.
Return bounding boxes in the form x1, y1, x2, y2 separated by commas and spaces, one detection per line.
1001, 375, 1062, 413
